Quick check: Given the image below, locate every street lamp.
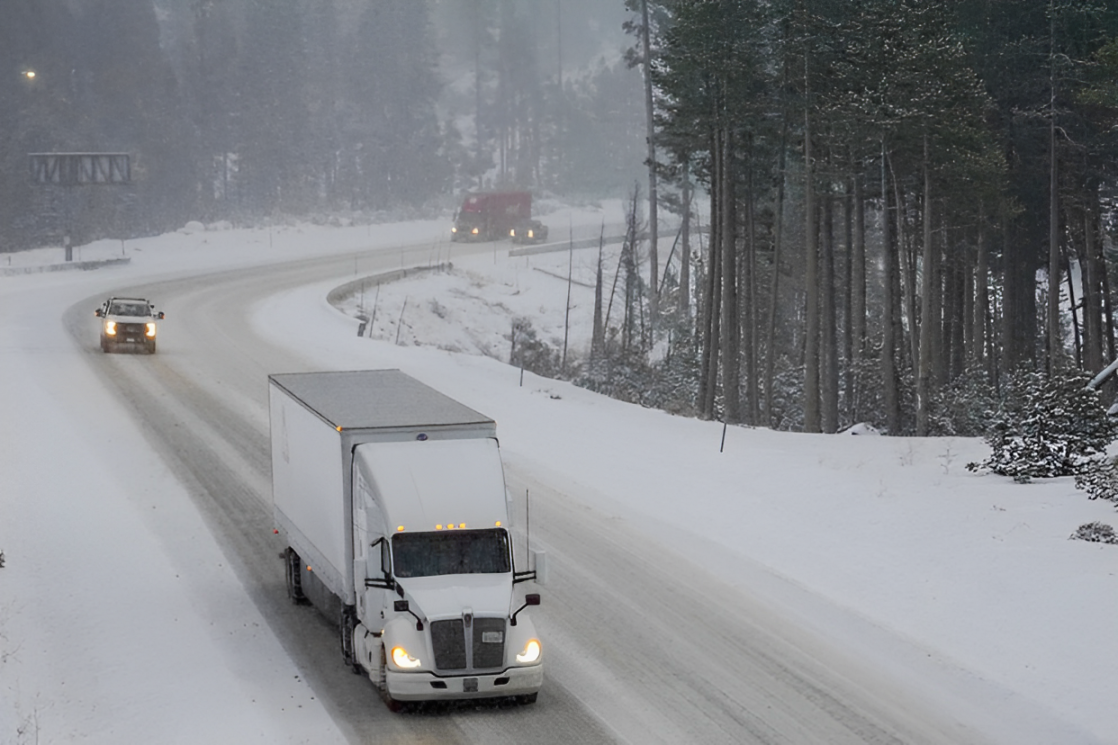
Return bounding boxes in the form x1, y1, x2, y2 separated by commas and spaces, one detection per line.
22, 69, 36, 80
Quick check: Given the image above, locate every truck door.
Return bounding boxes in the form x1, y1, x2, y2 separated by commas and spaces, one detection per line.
353, 470, 389, 622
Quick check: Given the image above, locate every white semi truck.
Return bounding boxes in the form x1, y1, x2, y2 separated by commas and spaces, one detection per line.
268, 369, 546, 710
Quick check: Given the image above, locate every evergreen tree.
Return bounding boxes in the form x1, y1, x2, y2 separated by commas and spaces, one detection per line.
342, 0, 447, 208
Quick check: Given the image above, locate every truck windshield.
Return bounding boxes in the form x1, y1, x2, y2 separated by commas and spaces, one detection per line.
393, 528, 511, 578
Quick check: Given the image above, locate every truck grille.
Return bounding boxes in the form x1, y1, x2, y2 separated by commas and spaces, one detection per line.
115, 322, 147, 338
430, 617, 507, 672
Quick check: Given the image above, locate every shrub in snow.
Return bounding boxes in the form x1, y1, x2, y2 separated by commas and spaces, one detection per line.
509, 317, 562, 378
180, 220, 205, 234
928, 372, 999, 437
967, 368, 1118, 482
1069, 522, 1118, 544
575, 325, 699, 414
1073, 456, 1118, 508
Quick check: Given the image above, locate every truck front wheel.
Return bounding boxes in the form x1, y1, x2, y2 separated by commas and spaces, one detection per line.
340, 606, 362, 674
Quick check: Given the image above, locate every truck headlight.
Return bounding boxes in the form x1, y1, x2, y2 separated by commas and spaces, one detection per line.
516, 639, 541, 664
105, 321, 117, 336
391, 646, 422, 669
145, 323, 157, 337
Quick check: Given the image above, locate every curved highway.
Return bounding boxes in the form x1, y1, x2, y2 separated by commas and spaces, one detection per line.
58, 239, 987, 744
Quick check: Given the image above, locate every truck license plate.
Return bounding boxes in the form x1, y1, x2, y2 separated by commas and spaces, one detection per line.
463, 678, 478, 692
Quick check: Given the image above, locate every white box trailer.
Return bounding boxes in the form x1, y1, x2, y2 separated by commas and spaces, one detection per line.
268, 370, 545, 709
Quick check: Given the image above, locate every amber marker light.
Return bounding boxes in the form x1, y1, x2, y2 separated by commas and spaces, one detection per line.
396, 525, 405, 532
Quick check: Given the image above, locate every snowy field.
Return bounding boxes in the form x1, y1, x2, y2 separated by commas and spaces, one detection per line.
2, 207, 1117, 744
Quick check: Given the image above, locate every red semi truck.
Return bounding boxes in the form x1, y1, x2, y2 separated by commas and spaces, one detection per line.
451, 191, 548, 244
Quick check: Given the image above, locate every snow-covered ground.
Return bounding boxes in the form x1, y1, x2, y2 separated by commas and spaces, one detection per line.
2, 208, 1117, 743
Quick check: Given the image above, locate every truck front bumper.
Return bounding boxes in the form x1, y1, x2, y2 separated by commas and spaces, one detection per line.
386, 665, 542, 702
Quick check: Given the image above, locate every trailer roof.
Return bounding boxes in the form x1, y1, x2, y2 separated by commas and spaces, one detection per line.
269, 369, 493, 431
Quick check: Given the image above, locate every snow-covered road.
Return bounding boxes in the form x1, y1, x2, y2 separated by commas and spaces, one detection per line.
2, 216, 1115, 743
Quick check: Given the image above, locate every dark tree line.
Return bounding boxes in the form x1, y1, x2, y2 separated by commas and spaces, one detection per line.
1, 0, 645, 250
589, 0, 1118, 436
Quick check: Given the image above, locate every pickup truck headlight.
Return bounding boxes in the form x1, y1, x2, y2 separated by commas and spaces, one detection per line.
516, 639, 541, 664
104, 321, 117, 336
391, 646, 422, 669
145, 322, 157, 338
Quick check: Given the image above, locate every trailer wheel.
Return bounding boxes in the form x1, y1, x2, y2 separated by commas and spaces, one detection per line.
284, 548, 308, 604
340, 606, 362, 674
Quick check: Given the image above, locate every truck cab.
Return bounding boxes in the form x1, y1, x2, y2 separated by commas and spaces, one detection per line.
347, 438, 544, 708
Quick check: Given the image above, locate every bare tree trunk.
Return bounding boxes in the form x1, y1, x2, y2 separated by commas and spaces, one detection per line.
743, 134, 759, 424
842, 177, 854, 422
946, 234, 964, 382
974, 202, 988, 374
1065, 252, 1081, 368
963, 231, 975, 370
881, 141, 901, 434
851, 173, 866, 422
1104, 258, 1117, 364
679, 162, 692, 323
639, 0, 659, 322
1084, 207, 1103, 373
721, 127, 741, 423
591, 224, 605, 362
764, 106, 789, 427
803, 103, 821, 433
822, 192, 839, 433
699, 128, 720, 419
1047, 31, 1061, 375
892, 164, 918, 377
916, 135, 935, 435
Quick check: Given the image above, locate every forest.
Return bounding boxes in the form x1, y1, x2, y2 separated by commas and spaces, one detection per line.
4, 0, 1118, 447
0, 0, 642, 242
589, 0, 1118, 444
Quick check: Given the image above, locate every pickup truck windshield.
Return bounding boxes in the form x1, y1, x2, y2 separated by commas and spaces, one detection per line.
111, 302, 149, 316
393, 528, 511, 578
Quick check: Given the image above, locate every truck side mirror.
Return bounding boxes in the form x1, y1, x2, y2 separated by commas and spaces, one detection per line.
531, 550, 549, 586
511, 593, 540, 626
394, 598, 423, 630
94, 308, 103, 317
